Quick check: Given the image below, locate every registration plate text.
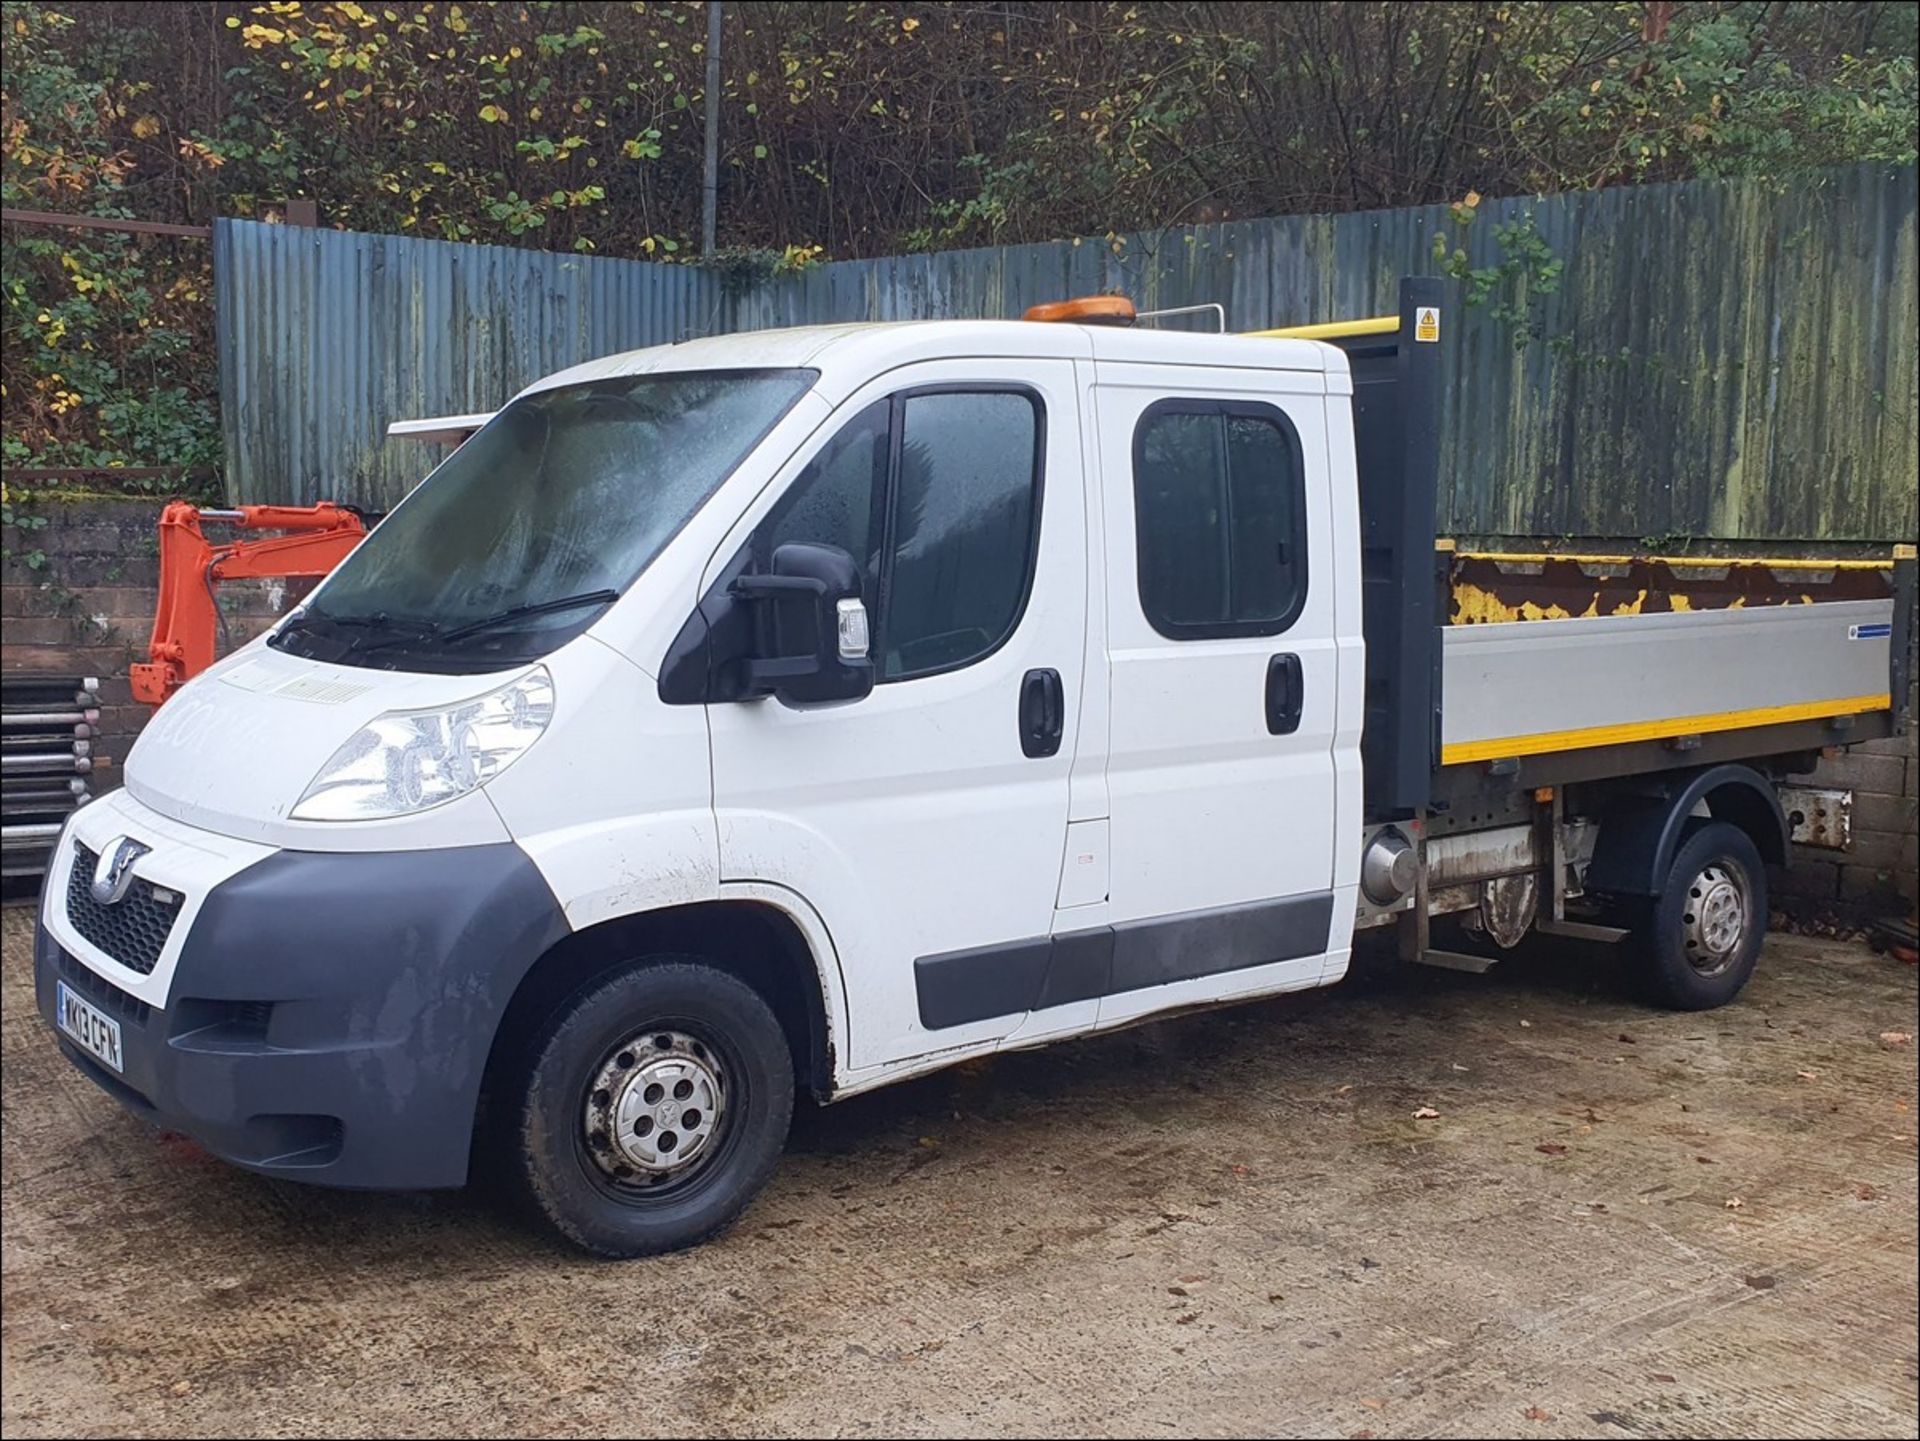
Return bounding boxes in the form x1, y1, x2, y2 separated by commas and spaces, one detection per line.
56, 980, 124, 1073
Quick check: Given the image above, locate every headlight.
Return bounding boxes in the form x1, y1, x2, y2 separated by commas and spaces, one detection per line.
291, 667, 554, 821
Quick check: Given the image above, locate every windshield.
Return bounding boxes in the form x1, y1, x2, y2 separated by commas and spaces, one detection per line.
272, 367, 815, 673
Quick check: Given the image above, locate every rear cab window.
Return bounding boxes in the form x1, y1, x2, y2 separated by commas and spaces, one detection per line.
1132, 399, 1307, 639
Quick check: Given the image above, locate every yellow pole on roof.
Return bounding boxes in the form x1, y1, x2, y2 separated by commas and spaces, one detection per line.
1246, 315, 1401, 340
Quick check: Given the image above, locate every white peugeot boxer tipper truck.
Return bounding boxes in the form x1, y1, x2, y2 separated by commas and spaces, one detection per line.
36, 280, 1916, 1255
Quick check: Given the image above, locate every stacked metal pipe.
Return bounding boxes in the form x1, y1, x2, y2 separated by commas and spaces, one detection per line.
1, 675, 99, 882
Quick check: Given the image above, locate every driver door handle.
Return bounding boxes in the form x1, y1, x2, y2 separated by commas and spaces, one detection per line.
1019, 668, 1064, 758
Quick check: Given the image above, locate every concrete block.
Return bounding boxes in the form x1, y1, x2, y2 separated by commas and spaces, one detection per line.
2, 616, 91, 646
1852, 792, 1919, 837
1839, 863, 1916, 904
1844, 829, 1915, 870
48, 556, 161, 588
1813, 752, 1907, 795
1854, 732, 1919, 760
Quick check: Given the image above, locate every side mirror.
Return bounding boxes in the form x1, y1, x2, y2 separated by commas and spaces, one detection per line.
728, 542, 875, 705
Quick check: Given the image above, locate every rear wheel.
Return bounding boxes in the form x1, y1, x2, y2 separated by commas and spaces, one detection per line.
511, 959, 794, 1257
1633, 821, 1768, 1010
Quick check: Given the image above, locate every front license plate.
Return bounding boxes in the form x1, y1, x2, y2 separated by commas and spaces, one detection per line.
56, 980, 124, 1074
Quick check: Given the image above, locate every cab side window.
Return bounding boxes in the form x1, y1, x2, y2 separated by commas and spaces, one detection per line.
757, 388, 1043, 681
885, 391, 1040, 679
1132, 399, 1306, 639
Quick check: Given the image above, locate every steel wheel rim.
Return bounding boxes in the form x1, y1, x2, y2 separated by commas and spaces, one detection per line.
580, 1027, 731, 1194
1681, 861, 1751, 977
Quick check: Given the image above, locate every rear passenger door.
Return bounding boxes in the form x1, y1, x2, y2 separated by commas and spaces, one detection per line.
1091, 364, 1342, 1027
707, 360, 1088, 1071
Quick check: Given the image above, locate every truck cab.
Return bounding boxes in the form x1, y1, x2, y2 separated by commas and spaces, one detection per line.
37, 314, 1367, 1254
35, 292, 1912, 1257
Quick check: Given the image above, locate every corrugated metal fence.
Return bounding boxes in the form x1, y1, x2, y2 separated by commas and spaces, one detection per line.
216, 162, 1917, 542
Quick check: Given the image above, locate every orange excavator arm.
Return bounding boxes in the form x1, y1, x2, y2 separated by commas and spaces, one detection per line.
130, 501, 368, 708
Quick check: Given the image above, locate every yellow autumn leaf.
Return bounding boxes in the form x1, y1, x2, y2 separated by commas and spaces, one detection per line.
478, 103, 505, 123
1463, 190, 1481, 208
132, 114, 162, 139
901, 16, 919, 31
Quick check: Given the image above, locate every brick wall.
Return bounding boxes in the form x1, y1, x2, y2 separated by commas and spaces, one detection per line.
1, 499, 303, 794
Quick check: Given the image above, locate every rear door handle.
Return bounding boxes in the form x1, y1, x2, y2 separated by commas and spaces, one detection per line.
1265, 653, 1302, 735
1020, 667, 1064, 758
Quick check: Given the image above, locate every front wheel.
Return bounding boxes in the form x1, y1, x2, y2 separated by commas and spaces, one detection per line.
511, 959, 794, 1256
1632, 821, 1768, 1010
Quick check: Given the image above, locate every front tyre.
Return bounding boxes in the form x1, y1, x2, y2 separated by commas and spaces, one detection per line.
513, 960, 794, 1257
1633, 821, 1768, 1011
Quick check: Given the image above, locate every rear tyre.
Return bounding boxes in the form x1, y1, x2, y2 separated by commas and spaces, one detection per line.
1633, 821, 1768, 1011
511, 959, 794, 1257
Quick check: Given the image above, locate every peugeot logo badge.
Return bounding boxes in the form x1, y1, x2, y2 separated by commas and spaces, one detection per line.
89, 837, 151, 906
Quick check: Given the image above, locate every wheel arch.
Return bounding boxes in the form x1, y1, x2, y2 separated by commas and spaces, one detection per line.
1586, 763, 1790, 898
475, 894, 842, 1170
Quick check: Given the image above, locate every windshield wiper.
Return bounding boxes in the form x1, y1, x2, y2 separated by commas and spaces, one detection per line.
287, 610, 438, 636
433, 589, 619, 645
276, 610, 438, 655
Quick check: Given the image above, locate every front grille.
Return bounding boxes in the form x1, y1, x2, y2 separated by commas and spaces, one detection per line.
53, 944, 154, 1026
65, 841, 182, 976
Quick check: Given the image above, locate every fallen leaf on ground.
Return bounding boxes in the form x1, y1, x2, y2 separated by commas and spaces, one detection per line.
1358, 1397, 1386, 1411
1524, 1405, 1553, 1422
1724, 1197, 1745, 1210
1880, 1031, 1912, 1045
1412, 1106, 1440, 1120
1536, 1143, 1569, 1156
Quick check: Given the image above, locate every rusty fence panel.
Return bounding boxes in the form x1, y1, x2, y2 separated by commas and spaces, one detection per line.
215, 162, 1916, 542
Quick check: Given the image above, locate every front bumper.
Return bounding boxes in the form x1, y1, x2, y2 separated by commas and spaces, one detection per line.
36, 796, 569, 1190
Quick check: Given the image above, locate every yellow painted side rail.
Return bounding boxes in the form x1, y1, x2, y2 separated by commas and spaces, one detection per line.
1441, 694, 1893, 766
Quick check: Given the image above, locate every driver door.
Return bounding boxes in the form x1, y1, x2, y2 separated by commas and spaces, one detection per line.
705, 359, 1087, 1071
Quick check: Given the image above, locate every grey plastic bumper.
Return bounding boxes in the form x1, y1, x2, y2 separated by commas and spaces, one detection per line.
35, 842, 569, 1190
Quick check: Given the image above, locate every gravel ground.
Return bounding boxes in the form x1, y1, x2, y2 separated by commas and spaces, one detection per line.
3, 902, 1916, 1439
